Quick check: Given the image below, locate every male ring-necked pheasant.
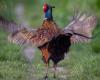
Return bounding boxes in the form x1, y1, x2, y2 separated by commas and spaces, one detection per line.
0, 3, 97, 79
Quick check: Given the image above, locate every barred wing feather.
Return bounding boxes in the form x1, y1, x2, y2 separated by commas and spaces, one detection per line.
8, 28, 55, 47
64, 14, 97, 43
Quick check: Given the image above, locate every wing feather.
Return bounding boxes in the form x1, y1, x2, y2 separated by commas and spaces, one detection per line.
0, 17, 59, 47
8, 27, 57, 47
0, 16, 37, 33
64, 13, 97, 43
0, 16, 37, 46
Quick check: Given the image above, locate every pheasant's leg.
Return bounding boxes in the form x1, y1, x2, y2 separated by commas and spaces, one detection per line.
40, 48, 49, 80
53, 64, 57, 78
41, 48, 49, 64
44, 63, 49, 80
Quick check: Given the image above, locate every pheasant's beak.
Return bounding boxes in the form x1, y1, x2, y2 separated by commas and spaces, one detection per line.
51, 6, 55, 8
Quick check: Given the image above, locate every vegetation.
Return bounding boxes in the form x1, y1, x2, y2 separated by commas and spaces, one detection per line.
0, 0, 100, 80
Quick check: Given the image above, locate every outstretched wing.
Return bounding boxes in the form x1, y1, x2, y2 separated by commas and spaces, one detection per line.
8, 20, 60, 47
0, 16, 37, 46
8, 27, 56, 47
0, 16, 36, 33
64, 13, 97, 43
0, 17, 57, 47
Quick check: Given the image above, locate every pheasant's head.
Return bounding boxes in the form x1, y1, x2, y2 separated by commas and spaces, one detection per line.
43, 3, 55, 20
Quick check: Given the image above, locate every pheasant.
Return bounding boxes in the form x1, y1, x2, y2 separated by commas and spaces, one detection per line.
0, 3, 97, 79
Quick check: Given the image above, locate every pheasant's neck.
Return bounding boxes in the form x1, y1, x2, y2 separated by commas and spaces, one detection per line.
42, 20, 60, 33
42, 20, 55, 28
44, 8, 53, 20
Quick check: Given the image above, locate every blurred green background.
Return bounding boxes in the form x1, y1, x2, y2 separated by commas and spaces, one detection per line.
0, 0, 100, 80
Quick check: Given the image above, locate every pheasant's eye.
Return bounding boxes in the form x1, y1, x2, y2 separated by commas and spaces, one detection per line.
43, 3, 48, 13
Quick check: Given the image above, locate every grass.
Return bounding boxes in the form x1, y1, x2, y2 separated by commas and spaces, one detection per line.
67, 45, 100, 80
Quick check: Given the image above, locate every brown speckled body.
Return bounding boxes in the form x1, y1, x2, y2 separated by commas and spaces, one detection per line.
38, 20, 71, 65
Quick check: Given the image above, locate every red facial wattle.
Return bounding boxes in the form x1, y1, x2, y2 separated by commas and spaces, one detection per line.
43, 3, 48, 13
